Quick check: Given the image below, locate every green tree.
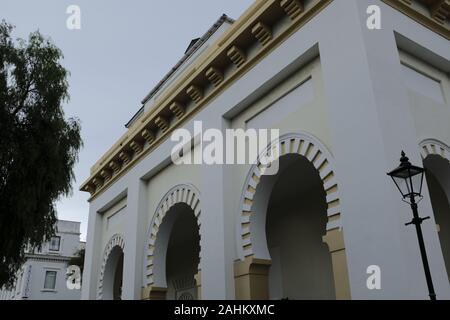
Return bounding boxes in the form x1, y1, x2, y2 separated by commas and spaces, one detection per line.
0, 21, 82, 287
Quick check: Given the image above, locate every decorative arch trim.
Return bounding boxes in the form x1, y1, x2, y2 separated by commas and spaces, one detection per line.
420, 139, 450, 163
238, 132, 342, 258
97, 233, 125, 299
145, 184, 201, 286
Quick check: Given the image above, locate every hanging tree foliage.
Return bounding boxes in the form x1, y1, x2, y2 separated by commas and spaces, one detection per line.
0, 21, 82, 287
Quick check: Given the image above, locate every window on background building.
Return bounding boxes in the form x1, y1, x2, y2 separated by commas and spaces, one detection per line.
44, 271, 57, 290
49, 236, 61, 251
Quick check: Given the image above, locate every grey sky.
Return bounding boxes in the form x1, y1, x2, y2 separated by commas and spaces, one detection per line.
2, 0, 254, 240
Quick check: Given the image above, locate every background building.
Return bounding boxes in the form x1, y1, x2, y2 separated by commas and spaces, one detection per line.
0, 220, 84, 300
80, 0, 450, 300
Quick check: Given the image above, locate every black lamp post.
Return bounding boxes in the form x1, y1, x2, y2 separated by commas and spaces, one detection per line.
387, 151, 436, 300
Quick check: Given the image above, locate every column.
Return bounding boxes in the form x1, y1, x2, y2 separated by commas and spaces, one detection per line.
234, 257, 271, 300
122, 178, 147, 299
323, 229, 351, 300
81, 205, 103, 300
199, 117, 235, 299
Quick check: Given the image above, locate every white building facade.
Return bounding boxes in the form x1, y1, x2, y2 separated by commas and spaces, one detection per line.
0, 220, 84, 300
80, 0, 450, 300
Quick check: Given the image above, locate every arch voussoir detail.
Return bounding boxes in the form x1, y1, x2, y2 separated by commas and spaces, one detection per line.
420, 139, 450, 163
97, 233, 125, 300
239, 133, 342, 258
145, 184, 201, 287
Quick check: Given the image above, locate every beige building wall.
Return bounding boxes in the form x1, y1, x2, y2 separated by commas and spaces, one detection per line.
147, 163, 201, 219
100, 198, 127, 255
400, 51, 450, 145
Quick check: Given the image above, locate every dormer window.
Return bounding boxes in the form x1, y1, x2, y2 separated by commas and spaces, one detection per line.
49, 236, 61, 252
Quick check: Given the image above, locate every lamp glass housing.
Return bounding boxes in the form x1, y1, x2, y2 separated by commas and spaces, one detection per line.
388, 162, 424, 199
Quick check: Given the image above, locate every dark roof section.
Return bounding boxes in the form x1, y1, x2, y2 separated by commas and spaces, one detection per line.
185, 38, 201, 54
125, 107, 145, 128
140, 14, 234, 105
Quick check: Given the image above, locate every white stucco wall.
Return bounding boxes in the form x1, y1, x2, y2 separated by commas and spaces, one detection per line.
400, 51, 450, 146
82, 0, 450, 300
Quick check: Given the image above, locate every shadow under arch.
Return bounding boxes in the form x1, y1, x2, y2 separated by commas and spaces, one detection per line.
97, 234, 125, 300
420, 139, 450, 282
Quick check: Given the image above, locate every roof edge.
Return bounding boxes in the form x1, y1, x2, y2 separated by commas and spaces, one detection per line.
140, 14, 235, 105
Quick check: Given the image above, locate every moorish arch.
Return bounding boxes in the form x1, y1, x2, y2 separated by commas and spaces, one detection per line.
97, 234, 125, 300
420, 139, 450, 164
420, 138, 450, 281
235, 132, 351, 300
143, 184, 202, 300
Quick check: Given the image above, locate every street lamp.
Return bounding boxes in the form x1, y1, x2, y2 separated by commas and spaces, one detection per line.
387, 151, 436, 300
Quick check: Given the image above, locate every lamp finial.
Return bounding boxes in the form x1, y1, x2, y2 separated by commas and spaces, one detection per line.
400, 151, 411, 167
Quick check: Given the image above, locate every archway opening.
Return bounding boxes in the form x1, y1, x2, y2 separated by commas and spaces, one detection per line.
165, 203, 200, 300
424, 155, 450, 280
103, 246, 124, 300
261, 153, 335, 299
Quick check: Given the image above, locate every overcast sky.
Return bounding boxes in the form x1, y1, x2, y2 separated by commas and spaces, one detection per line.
2, 0, 254, 240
